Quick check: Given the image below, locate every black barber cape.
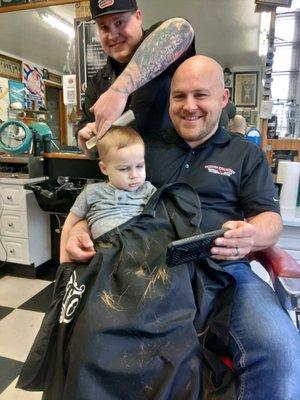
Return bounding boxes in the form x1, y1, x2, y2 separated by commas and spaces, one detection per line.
17, 183, 237, 400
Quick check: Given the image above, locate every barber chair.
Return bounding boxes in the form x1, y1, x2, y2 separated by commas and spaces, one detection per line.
250, 245, 300, 330
221, 245, 300, 371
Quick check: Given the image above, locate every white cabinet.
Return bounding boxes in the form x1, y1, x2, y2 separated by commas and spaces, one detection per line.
0, 178, 51, 268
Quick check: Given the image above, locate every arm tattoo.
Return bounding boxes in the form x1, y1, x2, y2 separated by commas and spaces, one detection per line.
111, 18, 194, 95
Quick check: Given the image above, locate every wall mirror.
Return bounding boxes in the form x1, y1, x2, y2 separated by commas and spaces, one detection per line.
0, 2, 79, 148
0, 4, 76, 74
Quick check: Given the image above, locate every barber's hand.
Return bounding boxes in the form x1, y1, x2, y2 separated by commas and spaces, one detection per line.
210, 220, 256, 261
90, 87, 128, 137
64, 232, 96, 263
78, 122, 97, 156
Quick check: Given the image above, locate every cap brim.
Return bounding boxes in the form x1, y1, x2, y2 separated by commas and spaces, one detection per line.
87, 8, 136, 21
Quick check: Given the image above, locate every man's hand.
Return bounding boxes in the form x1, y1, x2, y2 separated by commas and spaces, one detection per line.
210, 220, 256, 260
78, 122, 97, 155
62, 232, 96, 263
90, 87, 128, 137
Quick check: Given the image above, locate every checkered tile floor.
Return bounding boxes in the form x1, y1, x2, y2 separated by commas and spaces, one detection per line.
0, 268, 56, 399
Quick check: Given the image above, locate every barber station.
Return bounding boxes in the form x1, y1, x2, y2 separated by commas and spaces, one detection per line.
0, 0, 300, 399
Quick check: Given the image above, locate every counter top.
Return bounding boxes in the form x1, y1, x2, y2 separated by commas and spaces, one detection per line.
0, 176, 47, 185
42, 152, 89, 160
281, 207, 300, 227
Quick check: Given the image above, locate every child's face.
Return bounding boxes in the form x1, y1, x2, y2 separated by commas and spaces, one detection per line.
100, 143, 146, 191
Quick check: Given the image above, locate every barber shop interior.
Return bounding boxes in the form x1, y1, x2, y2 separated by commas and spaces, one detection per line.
0, 0, 300, 398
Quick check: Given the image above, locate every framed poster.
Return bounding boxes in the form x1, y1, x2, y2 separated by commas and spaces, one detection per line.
0, 53, 22, 80
0, 77, 9, 121
8, 80, 25, 108
23, 62, 45, 109
233, 72, 259, 108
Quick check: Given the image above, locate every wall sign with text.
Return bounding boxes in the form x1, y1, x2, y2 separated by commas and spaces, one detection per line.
75, 19, 107, 109
0, 54, 22, 81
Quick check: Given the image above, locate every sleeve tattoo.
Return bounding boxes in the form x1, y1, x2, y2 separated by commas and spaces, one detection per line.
111, 18, 194, 95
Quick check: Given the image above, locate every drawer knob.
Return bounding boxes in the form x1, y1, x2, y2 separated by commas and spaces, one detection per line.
6, 196, 12, 200
9, 249, 15, 254
8, 222, 14, 227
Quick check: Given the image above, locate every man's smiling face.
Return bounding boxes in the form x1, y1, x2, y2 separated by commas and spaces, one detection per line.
169, 56, 229, 148
96, 10, 143, 63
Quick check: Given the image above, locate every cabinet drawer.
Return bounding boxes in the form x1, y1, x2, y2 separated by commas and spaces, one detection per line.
0, 185, 26, 211
0, 211, 28, 238
0, 236, 29, 264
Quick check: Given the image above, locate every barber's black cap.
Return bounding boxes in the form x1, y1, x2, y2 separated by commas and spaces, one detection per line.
89, 0, 138, 20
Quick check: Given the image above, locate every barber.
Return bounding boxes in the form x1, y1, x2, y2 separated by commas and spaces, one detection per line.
77, 0, 195, 154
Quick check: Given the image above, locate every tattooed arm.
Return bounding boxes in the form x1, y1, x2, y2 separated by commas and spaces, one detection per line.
90, 18, 194, 136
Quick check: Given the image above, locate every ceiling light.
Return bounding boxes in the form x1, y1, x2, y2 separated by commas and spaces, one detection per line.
39, 10, 74, 39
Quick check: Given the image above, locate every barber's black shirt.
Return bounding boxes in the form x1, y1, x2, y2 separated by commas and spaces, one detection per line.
144, 127, 280, 232
77, 20, 196, 136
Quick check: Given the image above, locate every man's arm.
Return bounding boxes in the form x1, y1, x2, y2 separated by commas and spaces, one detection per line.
60, 216, 96, 263
247, 211, 282, 251
91, 18, 194, 135
211, 212, 283, 260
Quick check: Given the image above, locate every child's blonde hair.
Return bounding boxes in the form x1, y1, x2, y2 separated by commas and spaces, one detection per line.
97, 126, 145, 162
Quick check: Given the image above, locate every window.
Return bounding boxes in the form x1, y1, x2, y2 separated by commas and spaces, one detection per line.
271, 1, 300, 136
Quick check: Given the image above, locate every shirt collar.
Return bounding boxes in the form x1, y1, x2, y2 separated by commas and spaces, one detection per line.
206, 127, 231, 146
160, 126, 231, 149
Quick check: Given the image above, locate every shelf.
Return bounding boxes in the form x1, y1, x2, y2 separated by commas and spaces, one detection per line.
0, 0, 80, 14
9, 108, 48, 114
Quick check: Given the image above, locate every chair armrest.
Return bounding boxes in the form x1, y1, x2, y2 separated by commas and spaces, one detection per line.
249, 246, 300, 322
248, 245, 300, 283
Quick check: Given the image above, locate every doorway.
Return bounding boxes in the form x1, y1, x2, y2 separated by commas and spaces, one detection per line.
45, 83, 67, 147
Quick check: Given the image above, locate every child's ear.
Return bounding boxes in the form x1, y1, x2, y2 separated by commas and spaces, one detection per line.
99, 161, 108, 175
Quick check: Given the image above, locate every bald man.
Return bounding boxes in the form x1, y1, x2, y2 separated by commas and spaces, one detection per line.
229, 114, 247, 136
64, 56, 300, 399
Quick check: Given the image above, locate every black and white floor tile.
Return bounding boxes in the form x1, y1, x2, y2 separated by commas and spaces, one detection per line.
0, 269, 55, 399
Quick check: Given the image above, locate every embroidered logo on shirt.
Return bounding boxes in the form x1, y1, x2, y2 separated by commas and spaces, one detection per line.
205, 164, 236, 176
98, 0, 114, 9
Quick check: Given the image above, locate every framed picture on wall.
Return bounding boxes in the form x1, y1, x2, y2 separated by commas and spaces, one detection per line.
233, 72, 259, 107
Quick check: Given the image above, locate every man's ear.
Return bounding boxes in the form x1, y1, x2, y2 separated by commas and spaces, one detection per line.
135, 9, 143, 27
222, 88, 230, 108
99, 161, 108, 175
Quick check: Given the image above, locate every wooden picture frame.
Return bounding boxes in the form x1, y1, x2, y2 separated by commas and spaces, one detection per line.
0, 53, 22, 80
233, 72, 259, 108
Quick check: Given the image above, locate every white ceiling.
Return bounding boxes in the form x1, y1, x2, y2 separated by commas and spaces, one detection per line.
0, 0, 262, 74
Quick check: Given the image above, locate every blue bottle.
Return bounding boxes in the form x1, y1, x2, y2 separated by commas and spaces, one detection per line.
245, 127, 261, 147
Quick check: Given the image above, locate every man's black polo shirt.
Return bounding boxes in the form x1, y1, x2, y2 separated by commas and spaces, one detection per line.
144, 127, 280, 233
